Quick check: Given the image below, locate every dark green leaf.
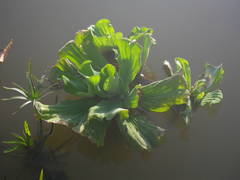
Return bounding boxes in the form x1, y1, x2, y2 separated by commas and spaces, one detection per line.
3, 145, 20, 154
117, 113, 165, 150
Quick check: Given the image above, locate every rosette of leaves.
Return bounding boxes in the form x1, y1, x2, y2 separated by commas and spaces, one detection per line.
34, 19, 188, 150
3, 121, 34, 154
1, 62, 53, 113
163, 57, 224, 124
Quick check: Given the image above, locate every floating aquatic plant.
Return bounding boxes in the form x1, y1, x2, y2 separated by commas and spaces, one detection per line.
163, 58, 224, 124
2, 19, 224, 151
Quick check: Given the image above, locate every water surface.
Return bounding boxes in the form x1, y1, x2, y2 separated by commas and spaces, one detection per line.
0, 0, 240, 179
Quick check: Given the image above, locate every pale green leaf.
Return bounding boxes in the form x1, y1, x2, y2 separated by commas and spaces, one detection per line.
163, 60, 174, 76
93, 19, 116, 36
203, 64, 224, 92
200, 89, 223, 106
35, 99, 97, 127
1, 96, 27, 101
129, 26, 156, 65
175, 57, 191, 89
58, 40, 86, 67
87, 100, 126, 121
115, 39, 142, 91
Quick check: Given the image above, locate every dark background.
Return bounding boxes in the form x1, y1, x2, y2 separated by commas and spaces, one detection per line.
0, 0, 240, 179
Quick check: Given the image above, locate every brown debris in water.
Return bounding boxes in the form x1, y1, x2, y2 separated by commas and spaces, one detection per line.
0, 39, 13, 63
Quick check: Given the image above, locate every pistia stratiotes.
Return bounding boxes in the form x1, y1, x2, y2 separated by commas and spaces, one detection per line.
2, 19, 224, 151
163, 58, 224, 124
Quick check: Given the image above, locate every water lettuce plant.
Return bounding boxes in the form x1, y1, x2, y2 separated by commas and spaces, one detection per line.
2, 19, 224, 151
163, 58, 224, 124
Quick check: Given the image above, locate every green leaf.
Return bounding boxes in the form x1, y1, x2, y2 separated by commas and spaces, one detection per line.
2, 86, 28, 97
61, 75, 91, 97
11, 133, 25, 142
35, 99, 97, 127
23, 121, 31, 137
192, 79, 206, 99
73, 117, 110, 147
139, 74, 187, 112
115, 39, 142, 91
2, 140, 27, 146
75, 100, 127, 146
74, 30, 108, 69
87, 100, 127, 121
117, 113, 165, 150
3, 145, 20, 154
92, 19, 116, 36
129, 26, 156, 65
1, 96, 27, 101
123, 86, 140, 109
175, 57, 191, 89
58, 40, 86, 67
200, 89, 223, 106
203, 64, 224, 92
39, 169, 44, 180
100, 64, 120, 95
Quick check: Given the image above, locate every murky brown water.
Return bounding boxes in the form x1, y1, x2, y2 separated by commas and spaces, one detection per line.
1, 0, 240, 179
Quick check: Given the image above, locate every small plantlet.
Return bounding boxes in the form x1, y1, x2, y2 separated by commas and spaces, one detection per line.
163, 57, 224, 124
1, 61, 53, 114
3, 121, 34, 154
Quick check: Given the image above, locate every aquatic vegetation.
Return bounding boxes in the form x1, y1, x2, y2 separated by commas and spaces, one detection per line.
3, 121, 34, 154
1, 62, 52, 114
39, 169, 44, 180
163, 58, 224, 124
1, 19, 224, 151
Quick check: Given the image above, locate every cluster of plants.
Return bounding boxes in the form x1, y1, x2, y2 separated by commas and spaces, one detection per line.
2, 19, 224, 153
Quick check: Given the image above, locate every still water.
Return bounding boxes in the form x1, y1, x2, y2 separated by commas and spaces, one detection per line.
0, 0, 240, 179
